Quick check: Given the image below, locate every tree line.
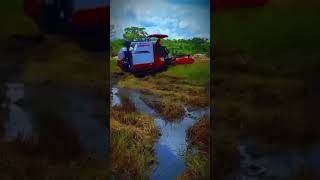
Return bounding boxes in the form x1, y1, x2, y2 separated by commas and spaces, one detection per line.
110, 26, 210, 57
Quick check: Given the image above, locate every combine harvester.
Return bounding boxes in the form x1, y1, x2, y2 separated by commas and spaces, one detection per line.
24, 0, 109, 50
117, 34, 194, 74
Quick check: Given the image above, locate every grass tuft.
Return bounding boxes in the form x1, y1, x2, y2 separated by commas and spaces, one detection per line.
179, 149, 210, 180
188, 116, 210, 154
118, 72, 209, 111
180, 116, 210, 179
111, 97, 160, 179
141, 95, 186, 121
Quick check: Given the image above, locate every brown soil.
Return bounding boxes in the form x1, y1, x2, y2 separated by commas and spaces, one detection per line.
188, 116, 210, 154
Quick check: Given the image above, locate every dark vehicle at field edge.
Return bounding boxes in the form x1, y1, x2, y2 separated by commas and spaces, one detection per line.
24, 0, 109, 51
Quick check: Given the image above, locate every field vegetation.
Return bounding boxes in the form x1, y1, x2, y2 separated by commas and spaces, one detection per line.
110, 97, 159, 179
112, 57, 210, 178
180, 116, 210, 179
0, 1, 107, 89
24, 40, 107, 88
111, 27, 210, 57
0, 1, 38, 40
117, 62, 210, 121
0, 106, 108, 179
0, 1, 109, 179
111, 26, 211, 178
213, 0, 320, 178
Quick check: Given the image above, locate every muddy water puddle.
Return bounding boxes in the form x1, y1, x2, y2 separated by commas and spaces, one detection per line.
4, 83, 33, 141
112, 87, 209, 179
228, 138, 320, 180
2, 82, 108, 159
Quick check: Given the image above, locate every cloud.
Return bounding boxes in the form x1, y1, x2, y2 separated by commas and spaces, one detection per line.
167, 0, 210, 6
125, 8, 136, 19
110, 0, 210, 40
178, 21, 188, 28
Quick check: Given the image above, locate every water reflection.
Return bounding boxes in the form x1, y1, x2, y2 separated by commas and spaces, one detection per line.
113, 87, 209, 179
2, 82, 108, 160
4, 83, 33, 141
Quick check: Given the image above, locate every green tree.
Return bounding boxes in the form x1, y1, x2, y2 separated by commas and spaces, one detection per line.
123, 27, 148, 41
111, 39, 125, 56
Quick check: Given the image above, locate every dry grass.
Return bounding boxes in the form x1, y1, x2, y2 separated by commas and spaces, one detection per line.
141, 94, 186, 121
24, 39, 107, 88
212, 70, 314, 178
118, 74, 209, 121
0, 147, 109, 179
188, 116, 210, 154
213, 123, 240, 179
0, 79, 108, 179
213, 71, 314, 145
191, 54, 210, 62
180, 115, 211, 179
113, 58, 210, 178
111, 97, 160, 179
0, 129, 108, 179
179, 150, 210, 180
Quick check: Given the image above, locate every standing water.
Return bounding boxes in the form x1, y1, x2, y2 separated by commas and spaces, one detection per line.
2, 82, 108, 159
4, 82, 33, 141
112, 87, 209, 179
228, 138, 320, 179
151, 108, 209, 180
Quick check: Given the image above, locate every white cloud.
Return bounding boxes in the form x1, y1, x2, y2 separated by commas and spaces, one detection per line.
178, 21, 189, 28
110, 0, 210, 39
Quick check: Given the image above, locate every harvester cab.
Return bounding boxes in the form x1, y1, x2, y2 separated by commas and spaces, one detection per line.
117, 34, 194, 73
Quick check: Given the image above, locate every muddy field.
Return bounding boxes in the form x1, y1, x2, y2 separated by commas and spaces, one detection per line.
213, 0, 320, 179
0, 32, 109, 178
110, 58, 210, 179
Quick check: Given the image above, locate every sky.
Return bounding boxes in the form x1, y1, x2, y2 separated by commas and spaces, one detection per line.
110, 0, 210, 40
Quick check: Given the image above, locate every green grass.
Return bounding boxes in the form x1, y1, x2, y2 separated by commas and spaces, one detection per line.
165, 60, 210, 85
111, 57, 121, 73
0, 0, 38, 39
111, 55, 210, 85
110, 39, 125, 57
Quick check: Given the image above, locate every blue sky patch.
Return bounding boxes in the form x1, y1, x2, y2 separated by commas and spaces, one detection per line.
111, 0, 210, 40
